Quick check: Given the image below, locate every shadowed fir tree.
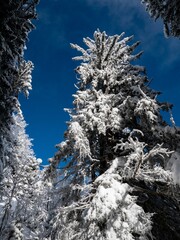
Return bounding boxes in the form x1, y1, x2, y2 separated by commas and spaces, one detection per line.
47, 30, 180, 240
0, 1, 47, 239
141, 0, 180, 37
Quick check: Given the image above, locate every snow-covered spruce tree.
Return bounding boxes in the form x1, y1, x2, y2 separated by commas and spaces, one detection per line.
0, 1, 48, 239
47, 30, 180, 240
141, 0, 180, 37
0, 1, 37, 169
0, 110, 47, 239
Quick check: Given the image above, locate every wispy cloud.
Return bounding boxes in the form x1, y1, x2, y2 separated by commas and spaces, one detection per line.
38, 6, 68, 49
87, 0, 179, 70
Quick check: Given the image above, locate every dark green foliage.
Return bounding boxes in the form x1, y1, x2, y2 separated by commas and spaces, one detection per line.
142, 0, 180, 37
0, 0, 38, 120
128, 179, 180, 240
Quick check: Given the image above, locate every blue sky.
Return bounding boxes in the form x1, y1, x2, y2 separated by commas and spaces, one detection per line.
20, 0, 180, 164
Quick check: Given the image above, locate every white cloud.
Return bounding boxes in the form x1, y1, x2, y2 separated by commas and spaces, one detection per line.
87, 0, 179, 70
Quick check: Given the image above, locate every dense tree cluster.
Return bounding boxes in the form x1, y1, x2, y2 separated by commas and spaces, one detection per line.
141, 0, 180, 37
0, 1, 47, 239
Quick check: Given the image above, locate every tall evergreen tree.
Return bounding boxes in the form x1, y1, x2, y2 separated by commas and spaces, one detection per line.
0, 1, 47, 239
47, 30, 180, 239
0, 0, 38, 172
141, 0, 180, 37
0, 110, 47, 239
